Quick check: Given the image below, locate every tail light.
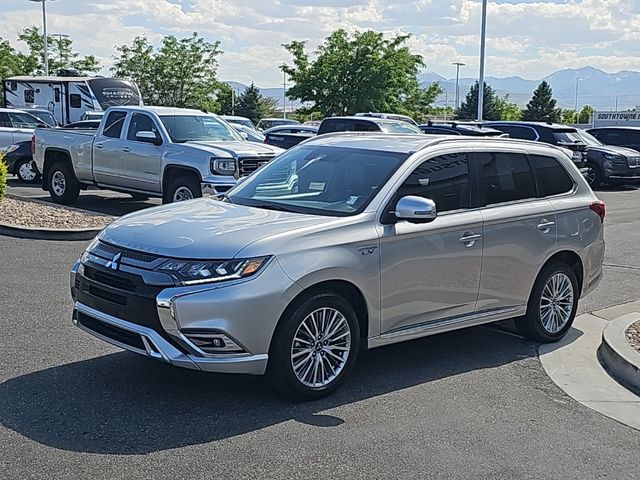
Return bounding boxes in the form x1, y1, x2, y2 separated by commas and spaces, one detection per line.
590, 200, 605, 223
31, 135, 36, 155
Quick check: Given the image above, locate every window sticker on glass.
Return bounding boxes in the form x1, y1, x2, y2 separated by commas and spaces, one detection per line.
346, 196, 359, 205
308, 182, 326, 191
418, 178, 430, 186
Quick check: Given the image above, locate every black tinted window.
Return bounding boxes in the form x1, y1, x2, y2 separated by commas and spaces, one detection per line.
70, 94, 82, 108
396, 153, 470, 212
479, 152, 536, 205
127, 113, 159, 140
24, 89, 34, 104
320, 120, 354, 133
102, 111, 127, 138
0, 112, 10, 127
494, 125, 537, 140
354, 121, 379, 132
529, 155, 574, 196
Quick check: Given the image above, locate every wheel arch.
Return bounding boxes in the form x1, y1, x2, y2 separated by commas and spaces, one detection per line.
534, 250, 584, 299
162, 164, 203, 193
11, 156, 33, 175
42, 148, 74, 190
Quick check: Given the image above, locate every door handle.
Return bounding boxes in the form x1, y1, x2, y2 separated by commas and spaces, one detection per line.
537, 219, 555, 234
121, 147, 131, 153
458, 232, 482, 247
94, 143, 104, 149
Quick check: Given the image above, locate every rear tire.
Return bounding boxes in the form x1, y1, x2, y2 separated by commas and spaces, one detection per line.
15, 158, 40, 184
47, 161, 80, 204
163, 174, 201, 204
516, 262, 579, 343
267, 291, 360, 401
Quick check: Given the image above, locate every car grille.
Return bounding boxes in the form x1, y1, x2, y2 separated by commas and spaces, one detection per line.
94, 241, 159, 264
629, 156, 640, 168
238, 156, 274, 176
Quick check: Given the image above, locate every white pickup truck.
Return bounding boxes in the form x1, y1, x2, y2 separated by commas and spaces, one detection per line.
33, 106, 283, 204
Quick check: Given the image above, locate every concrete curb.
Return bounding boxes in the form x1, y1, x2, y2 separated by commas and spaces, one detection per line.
0, 222, 100, 241
601, 313, 640, 390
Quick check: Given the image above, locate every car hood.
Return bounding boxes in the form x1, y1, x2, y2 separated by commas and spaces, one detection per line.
586, 145, 640, 157
184, 140, 283, 157
99, 199, 335, 259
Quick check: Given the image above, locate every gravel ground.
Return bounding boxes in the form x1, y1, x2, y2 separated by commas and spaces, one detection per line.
626, 321, 640, 354
0, 197, 113, 229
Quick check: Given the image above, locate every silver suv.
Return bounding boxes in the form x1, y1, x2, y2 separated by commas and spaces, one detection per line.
70, 134, 605, 399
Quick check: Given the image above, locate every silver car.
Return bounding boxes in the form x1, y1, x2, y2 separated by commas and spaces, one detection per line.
70, 134, 605, 399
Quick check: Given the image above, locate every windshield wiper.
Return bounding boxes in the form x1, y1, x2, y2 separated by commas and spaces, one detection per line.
249, 202, 300, 213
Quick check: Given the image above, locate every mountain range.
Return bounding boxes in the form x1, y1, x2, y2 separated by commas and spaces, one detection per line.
226, 66, 639, 112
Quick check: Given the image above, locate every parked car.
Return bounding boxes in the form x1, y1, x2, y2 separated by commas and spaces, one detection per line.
17, 108, 59, 127
318, 116, 424, 135
221, 115, 256, 131
0, 108, 49, 150
256, 118, 301, 131
64, 120, 102, 129
586, 127, 640, 152
1, 140, 38, 183
263, 125, 319, 149
484, 121, 588, 169
231, 123, 266, 143
69, 133, 604, 399
33, 106, 283, 205
573, 129, 640, 187
419, 122, 506, 137
355, 112, 418, 126
80, 111, 105, 121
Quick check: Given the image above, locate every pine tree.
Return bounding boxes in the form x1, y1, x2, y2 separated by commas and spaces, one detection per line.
236, 83, 264, 124
522, 81, 560, 122
456, 81, 501, 120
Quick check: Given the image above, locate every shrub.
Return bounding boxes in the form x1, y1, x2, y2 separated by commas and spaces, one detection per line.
0, 153, 7, 199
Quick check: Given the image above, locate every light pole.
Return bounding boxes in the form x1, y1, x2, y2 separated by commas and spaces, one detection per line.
477, 0, 488, 121
51, 32, 69, 66
282, 67, 287, 119
574, 76, 580, 112
29, 0, 54, 76
451, 62, 465, 111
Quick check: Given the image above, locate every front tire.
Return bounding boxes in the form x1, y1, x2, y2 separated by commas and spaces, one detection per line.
267, 292, 360, 400
585, 162, 603, 189
163, 175, 202, 204
15, 158, 40, 183
47, 161, 80, 204
516, 262, 579, 343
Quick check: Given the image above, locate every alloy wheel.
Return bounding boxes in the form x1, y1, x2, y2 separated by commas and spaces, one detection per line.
18, 161, 37, 182
586, 166, 597, 186
173, 186, 194, 202
539, 273, 574, 334
51, 171, 66, 196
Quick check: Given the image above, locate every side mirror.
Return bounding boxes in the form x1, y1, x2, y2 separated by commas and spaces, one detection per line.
394, 196, 437, 224
236, 176, 249, 186
136, 131, 162, 145
240, 131, 249, 140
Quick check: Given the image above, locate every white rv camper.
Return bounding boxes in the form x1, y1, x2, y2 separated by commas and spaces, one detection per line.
3, 75, 142, 125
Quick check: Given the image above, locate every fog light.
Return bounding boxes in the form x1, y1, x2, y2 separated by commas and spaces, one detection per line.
182, 331, 245, 355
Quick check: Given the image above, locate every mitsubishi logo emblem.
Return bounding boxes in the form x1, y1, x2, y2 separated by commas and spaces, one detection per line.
106, 252, 122, 270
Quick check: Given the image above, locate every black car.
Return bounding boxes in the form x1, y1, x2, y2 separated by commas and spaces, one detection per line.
576, 129, 640, 187
317, 116, 423, 135
419, 122, 506, 137
484, 121, 588, 168
263, 125, 319, 149
586, 127, 640, 152
2, 139, 39, 183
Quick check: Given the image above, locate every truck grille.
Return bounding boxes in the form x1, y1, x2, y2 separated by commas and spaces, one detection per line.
238, 156, 274, 176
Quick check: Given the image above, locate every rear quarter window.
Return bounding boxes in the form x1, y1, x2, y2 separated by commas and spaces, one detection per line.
529, 155, 574, 197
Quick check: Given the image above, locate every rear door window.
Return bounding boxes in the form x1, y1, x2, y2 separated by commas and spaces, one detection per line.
353, 121, 379, 132
102, 111, 127, 139
478, 151, 537, 205
529, 154, 574, 197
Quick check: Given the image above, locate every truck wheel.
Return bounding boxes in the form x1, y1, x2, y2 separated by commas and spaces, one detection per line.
516, 262, 579, 343
585, 162, 603, 189
267, 291, 360, 400
48, 161, 80, 204
163, 175, 202, 204
15, 158, 40, 184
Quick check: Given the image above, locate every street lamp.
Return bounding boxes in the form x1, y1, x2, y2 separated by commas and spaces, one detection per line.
51, 33, 69, 65
451, 61, 465, 111
29, 0, 54, 76
574, 76, 581, 112
477, 0, 488, 121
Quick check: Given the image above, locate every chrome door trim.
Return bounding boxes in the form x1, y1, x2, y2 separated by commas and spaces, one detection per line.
368, 305, 522, 349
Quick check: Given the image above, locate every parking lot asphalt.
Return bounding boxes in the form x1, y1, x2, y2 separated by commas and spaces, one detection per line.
1, 186, 639, 479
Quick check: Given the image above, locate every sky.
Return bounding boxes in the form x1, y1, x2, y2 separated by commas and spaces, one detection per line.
1, 0, 639, 87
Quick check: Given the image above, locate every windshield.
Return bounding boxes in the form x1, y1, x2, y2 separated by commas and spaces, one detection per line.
227, 145, 408, 216
380, 122, 423, 134
29, 111, 57, 127
576, 130, 603, 146
553, 130, 584, 144
159, 115, 242, 142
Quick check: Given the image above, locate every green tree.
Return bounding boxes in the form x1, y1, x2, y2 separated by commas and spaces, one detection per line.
112, 33, 223, 109
281, 29, 439, 119
522, 81, 560, 122
0, 38, 27, 106
560, 109, 577, 124
17, 26, 100, 75
214, 83, 234, 115
236, 83, 277, 124
495, 94, 523, 120
578, 105, 594, 124
457, 81, 501, 120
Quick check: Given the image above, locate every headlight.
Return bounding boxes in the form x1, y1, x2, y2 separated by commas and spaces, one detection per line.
156, 256, 270, 285
603, 153, 626, 163
211, 157, 236, 175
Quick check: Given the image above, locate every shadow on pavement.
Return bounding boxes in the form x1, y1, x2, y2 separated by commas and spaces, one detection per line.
0, 325, 562, 455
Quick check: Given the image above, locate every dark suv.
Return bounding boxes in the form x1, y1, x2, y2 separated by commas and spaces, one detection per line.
318, 116, 423, 135
419, 122, 506, 137
484, 121, 587, 168
586, 127, 640, 152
